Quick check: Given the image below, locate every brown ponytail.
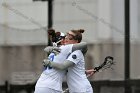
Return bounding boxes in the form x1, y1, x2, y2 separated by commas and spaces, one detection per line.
78, 29, 85, 33
70, 29, 85, 43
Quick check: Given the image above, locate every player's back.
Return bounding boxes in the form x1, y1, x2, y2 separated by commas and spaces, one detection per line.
35, 44, 73, 91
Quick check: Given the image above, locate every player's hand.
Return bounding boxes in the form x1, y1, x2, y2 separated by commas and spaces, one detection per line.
44, 46, 61, 55
53, 42, 57, 47
52, 49, 60, 55
85, 69, 96, 77
42, 59, 51, 67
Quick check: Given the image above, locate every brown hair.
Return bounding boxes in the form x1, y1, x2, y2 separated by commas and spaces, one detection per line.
70, 29, 85, 43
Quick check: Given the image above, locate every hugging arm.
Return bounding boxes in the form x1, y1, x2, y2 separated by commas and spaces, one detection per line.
43, 42, 87, 69
72, 42, 87, 55
43, 59, 96, 77
44, 46, 61, 55
44, 42, 87, 55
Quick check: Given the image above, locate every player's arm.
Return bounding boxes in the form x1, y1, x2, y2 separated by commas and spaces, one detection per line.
44, 46, 61, 55
43, 59, 96, 76
43, 59, 74, 70
72, 42, 87, 55
43, 42, 87, 57
85, 69, 96, 77
43, 50, 81, 70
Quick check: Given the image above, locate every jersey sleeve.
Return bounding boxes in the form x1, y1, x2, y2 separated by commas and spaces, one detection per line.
66, 50, 82, 65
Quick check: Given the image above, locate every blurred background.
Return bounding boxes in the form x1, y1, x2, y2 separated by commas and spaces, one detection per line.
0, 0, 140, 93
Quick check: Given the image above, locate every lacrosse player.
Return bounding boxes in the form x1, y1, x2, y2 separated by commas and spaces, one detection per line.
43, 29, 93, 93
34, 29, 88, 93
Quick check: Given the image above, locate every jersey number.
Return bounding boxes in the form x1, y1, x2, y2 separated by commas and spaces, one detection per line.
47, 53, 55, 69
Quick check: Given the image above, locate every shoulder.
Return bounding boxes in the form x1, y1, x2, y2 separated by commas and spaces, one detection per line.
67, 50, 83, 64
70, 50, 83, 58
71, 50, 82, 54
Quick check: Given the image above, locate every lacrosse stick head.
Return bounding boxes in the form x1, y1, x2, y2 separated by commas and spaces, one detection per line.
94, 56, 114, 72
105, 56, 114, 65
105, 56, 113, 62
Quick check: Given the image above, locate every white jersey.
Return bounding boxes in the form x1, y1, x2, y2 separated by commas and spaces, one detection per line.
66, 50, 93, 93
35, 44, 73, 91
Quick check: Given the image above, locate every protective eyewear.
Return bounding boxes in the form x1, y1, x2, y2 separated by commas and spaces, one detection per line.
66, 33, 76, 40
